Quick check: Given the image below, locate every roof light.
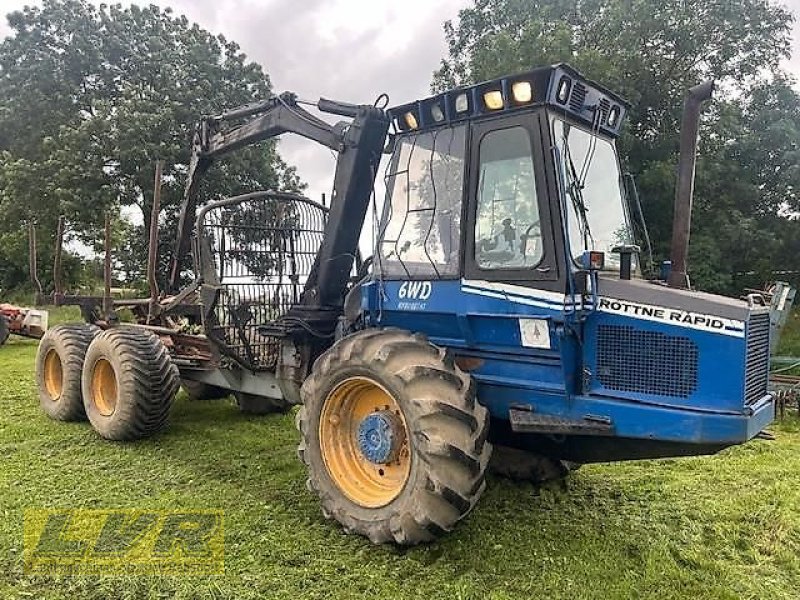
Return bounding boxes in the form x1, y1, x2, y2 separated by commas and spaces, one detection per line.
454, 93, 469, 113
430, 103, 445, 122
403, 111, 418, 130
556, 76, 571, 104
511, 81, 532, 104
483, 90, 503, 110
607, 105, 621, 127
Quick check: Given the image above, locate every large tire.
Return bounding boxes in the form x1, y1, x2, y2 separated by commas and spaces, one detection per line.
181, 378, 230, 401
298, 328, 491, 545
35, 323, 100, 421
82, 327, 179, 441
489, 445, 581, 483
0, 316, 9, 345
234, 392, 291, 415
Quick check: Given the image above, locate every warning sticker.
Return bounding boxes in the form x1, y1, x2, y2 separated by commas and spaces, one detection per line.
519, 318, 551, 349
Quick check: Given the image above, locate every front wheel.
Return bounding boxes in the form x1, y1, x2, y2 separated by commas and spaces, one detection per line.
181, 378, 230, 401
298, 328, 491, 545
234, 392, 291, 415
489, 445, 581, 483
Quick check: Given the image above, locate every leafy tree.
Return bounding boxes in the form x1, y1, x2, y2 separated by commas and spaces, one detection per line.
0, 0, 301, 293
434, 0, 799, 293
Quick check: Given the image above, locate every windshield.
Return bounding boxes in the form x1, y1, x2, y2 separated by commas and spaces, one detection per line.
551, 116, 635, 272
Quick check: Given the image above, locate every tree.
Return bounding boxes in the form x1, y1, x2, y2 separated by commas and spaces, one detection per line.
0, 0, 301, 292
434, 0, 799, 293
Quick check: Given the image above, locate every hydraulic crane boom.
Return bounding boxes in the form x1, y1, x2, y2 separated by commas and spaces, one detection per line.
168, 92, 390, 317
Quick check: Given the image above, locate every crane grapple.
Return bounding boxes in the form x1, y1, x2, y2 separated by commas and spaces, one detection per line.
194, 191, 328, 371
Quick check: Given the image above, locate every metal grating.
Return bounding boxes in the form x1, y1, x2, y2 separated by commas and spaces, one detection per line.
596, 325, 699, 398
569, 82, 587, 113
744, 312, 770, 405
598, 98, 611, 124
197, 192, 327, 371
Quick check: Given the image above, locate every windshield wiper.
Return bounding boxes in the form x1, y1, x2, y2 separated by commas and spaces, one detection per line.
562, 126, 594, 249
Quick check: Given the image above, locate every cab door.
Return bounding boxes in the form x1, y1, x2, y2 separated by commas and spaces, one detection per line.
463, 111, 564, 292
451, 111, 573, 413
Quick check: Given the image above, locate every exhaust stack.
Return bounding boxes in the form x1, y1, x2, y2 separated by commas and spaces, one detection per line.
667, 80, 714, 289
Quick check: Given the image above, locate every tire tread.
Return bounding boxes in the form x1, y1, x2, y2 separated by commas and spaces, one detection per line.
297, 328, 492, 545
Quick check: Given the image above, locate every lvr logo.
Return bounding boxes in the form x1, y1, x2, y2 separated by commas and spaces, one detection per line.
398, 281, 432, 300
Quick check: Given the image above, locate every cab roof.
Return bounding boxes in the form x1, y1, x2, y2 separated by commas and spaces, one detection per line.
388, 63, 630, 137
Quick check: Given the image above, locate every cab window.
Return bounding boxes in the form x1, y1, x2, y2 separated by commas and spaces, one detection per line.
474, 127, 543, 270
377, 125, 466, 278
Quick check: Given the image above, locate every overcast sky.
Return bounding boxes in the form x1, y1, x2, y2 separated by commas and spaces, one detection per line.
0, 0, 798, 204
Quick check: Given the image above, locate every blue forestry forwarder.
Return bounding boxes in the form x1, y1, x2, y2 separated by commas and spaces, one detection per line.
35, 64, 774, 545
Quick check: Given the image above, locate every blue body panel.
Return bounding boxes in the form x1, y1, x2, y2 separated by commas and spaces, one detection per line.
362, 279, 774, 452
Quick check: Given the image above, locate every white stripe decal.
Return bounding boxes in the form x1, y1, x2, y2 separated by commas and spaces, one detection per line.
459, 281, 746, 338
462, 279, 568, 304
461, 286, 567, 310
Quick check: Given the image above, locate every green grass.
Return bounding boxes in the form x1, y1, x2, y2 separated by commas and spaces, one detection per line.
2, 314, 800, 599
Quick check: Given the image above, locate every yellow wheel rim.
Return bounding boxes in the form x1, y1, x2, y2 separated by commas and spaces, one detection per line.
43, 349, 63, 401
319, 376, 411, 508
91, 359, 118, 416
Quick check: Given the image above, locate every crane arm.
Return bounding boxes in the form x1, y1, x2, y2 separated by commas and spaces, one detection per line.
168, 92, 374, 292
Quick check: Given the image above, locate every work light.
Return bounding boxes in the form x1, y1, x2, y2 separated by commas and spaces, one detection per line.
556, 76, 571, 104
454, 93, 469, 114
511, 81, 533, 104
607, 105, 621, 127
403, 112, 418, 130
483, 90, 503, 110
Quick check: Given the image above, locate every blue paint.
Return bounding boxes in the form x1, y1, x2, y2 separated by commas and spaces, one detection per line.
357, 412, 398, 464
361, 278, 774, 454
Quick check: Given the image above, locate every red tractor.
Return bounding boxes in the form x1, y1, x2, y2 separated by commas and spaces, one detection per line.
0, 303, 48, 344
0, 224, 49, 344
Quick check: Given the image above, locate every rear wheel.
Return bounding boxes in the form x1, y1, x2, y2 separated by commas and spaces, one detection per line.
298, 328, 491, 545
234, 392, 291, 415
82, 327, 179, 440
181, 379, 230, 401
0, 316, 9, 345
489, 445, 581, 482
35, 323, 99, 421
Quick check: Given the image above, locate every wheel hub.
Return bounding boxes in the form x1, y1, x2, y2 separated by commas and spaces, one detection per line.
319, 376, 411, 508
357, 411, 403, 464
91, 358, 118, 416
43, 349, 63, 401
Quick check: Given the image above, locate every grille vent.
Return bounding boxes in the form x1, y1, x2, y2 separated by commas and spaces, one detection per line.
744, 313, 770, 405
569, 82, 587, 112
598, 98, 611, 124
596, 325, 699, 398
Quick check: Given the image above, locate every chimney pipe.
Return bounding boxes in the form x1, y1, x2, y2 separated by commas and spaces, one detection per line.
667, 80, 714, 289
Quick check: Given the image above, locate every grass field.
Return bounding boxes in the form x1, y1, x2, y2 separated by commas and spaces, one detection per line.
2, 308, 800, 599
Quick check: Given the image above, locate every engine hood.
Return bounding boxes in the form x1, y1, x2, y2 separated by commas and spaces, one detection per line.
595, 276, 767, 334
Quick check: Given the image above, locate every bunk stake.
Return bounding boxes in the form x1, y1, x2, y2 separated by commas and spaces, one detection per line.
103, 213, 112, 317
147, 160, 164, 323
